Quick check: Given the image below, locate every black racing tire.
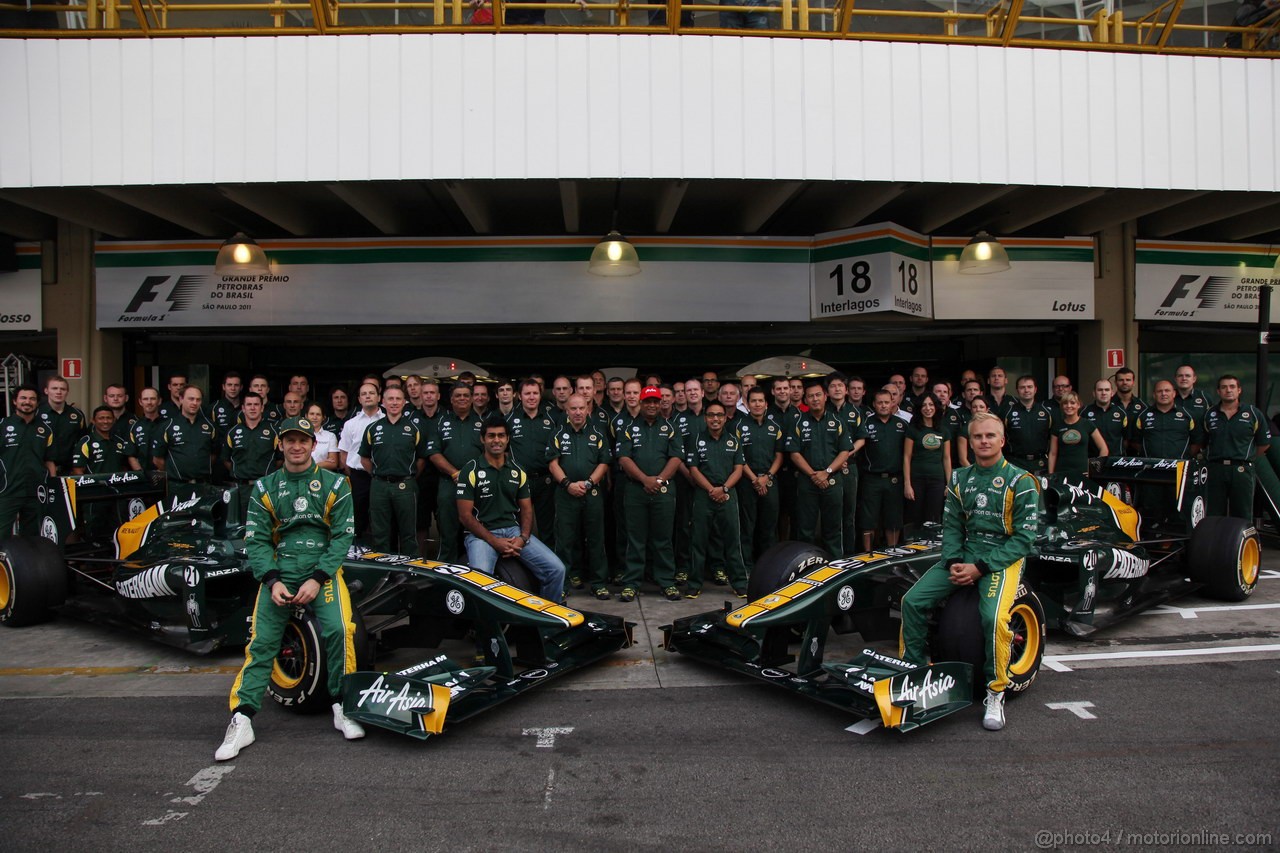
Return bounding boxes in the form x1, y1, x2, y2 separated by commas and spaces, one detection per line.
932, 582, 1045, 697
1188, 516, 1261, 602
268, 609, 328, 713
0, 537, 67, 627
747, 540, 833, 601
494, 556, 539, 595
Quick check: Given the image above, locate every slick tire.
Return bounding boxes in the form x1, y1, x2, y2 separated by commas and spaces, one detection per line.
495, 556, 538, 595
0, 536, 67, 627
269, 609, 371, 714
747, 541, 832, 602
1188, 516, 1260, 602
932, 583, 1044, 697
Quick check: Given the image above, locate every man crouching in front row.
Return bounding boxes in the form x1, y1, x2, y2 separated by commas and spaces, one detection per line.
897, 412, 1040, 731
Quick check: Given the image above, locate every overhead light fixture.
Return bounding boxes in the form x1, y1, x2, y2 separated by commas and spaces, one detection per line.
958, 231, 1010, 275
589, 182, 641, 277
215, 232, 271, 275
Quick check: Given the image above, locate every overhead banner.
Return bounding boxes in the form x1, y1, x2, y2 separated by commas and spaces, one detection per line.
810, 224, 933, 320
930, 238, 1095, 320
1135, 240, 1280, 323
0, 266, 42, 332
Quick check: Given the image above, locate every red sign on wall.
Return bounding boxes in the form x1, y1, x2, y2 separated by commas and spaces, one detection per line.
61, 358, 82, 379
1106, 349, 1125, 369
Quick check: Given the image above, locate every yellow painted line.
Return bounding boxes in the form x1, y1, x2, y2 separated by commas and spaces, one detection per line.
0, 665, 241, 677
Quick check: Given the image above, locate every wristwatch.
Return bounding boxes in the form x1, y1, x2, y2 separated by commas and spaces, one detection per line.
824, 467, 833, 475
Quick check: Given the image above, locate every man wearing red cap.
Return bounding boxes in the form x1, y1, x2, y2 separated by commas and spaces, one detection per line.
617, 385, 684, 602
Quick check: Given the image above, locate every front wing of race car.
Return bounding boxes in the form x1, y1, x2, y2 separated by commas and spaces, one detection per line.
663, 544, 975, 732
337, 553, 634, 740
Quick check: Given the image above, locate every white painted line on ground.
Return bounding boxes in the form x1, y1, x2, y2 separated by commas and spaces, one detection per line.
1142, 602, 1280, 620
1046, 701, 1097, 719
18, 791, 102, 800
845, 719, 881, 735
1044, 643, 1280, 672
522, 726, 574, 748
542, 767, 557, 811
142, 765, 235, 825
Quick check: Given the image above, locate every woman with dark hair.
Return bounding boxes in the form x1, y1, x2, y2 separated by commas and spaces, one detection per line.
903, 393, 952, 525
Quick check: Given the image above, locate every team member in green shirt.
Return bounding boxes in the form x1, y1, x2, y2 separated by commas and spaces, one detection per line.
426, 384, 484, 562
1049, 392, 1107, 478
72, 407, 141, 475
360, 386, 426, 556
856, 389, 907, 551
786, 378, 855, 556
152, 385, 219, 506
1003, 375, 1054, 475
0, 384, 55, 539
38, 375, 88, 474
827, 372, 864, 559
456, 415, 566, 601
1134, 380, 1200, 459
903, 394, 951, 525
899, 412, 1041, 732
1084, 379, 1127, 462
1173, 364, 1211, 429
128, 387, 165, 474
687, 401, 748, 598
736, 386, 784, 573
1203, 375, 1271, 518
548, 394, 612, 599
222, 391, 279, 525
507, 379, 558, 549
617, 386, 684, 602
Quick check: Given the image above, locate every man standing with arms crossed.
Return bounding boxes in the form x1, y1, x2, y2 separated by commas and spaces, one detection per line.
152, 385, 218, 506
787, 379, 854, 556
426, 384, 484, 562
1003, 375, 1054, 476
222, 391, 278, 526
898, 412, 1040, 731
360, 386, 426, 556
548, 394, 612, 599
215, 416, 364, 760
1203, 375, 1270, 519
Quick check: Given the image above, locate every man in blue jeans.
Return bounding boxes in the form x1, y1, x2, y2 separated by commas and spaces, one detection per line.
456, 414, 566, 601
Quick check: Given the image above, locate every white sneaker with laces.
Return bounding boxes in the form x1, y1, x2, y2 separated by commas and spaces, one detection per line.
333, 702, 366, 740
215, 712, 255, 761
982, 689, 1006, 731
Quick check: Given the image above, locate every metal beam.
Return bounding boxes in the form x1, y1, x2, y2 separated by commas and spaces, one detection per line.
1142, 192, 1280, 238
1209, 202, 1280, 242
654, 181, 689, 234
96, 186, 226, 236
558, 180, 580, 233
0, 188, 169, 238
1058, 189, 1209, 234
326, 183, 411, 235
738, 181, 806, 234
0, 199, 56, 241
915, 185, 1019, 234
217, 184, 322, 236
987, 187, 1110, 234
820, 182, 911, 232
443, 181, 492, 234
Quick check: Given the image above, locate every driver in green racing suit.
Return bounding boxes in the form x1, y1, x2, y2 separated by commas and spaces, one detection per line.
898, 412, 1040, 731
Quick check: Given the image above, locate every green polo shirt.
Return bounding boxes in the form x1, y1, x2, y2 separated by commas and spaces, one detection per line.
222, 420, 279, 480
128, 416, 165, 473
548, 422, 611, 481
609, 410, 637, 458
735, 416, 784, 475
1004, 402, 1054, 459
73, 432, 137, 474
617, 416, 682, 476
37, 403, 88, 470
426, 411, 484, 470
507, 407, 557, 475
688, 428, 745, 486
1134, 406, 1197, 458
207, 398, 241, 435
855, 415, 907, 474
152, 414, 218, 481
0, 415, 53, 491
456, 456, 529, 530
786, 408, 853, 470
907, 421, 950, 478
110, 412, 138, 443
832, 400, 865, 440
1052, 417, 1097, 476
359, 414, 426, 477
1174, 389, 1211, 425
1083, 403, 1126, 457
672, 407, 707, 456
1203, 404, 1271, 461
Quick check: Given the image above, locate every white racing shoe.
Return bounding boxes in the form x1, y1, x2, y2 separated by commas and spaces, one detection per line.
215, 712, 255, 761
333, 702, 366, 740
982, 689, 1006, 731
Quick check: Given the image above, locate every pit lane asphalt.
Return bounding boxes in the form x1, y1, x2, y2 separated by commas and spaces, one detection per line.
3, 556, 1280, 851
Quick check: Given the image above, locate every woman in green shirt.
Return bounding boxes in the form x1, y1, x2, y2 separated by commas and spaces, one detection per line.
903, 394, 952, 525
1049, 392, 1108, 477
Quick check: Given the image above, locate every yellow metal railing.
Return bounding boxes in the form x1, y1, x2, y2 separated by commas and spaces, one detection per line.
1, 0, 1277, 55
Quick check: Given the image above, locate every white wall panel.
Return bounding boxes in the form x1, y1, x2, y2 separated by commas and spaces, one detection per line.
1, 34, 1278, 192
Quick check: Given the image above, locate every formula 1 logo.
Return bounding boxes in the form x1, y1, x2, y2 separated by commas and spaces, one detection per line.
118, 275, 208, 321
1156, 275, 1233, 316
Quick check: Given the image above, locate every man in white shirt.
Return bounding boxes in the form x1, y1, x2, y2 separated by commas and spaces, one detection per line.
339, 381, 385, 542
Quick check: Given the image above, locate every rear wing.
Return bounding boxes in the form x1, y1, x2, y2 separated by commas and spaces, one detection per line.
1086, 456, 1208, 534
36, 471, 168, 546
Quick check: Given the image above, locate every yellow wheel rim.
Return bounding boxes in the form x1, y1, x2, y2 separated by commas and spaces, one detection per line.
271, 622, 307, 690
1240, 537, 1261, 587
1008, 603, 1041, 677
0, 560, 11, 611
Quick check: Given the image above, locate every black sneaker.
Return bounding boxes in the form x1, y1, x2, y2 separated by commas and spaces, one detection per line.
713, 570, 729, 586
675, 571, 688, 586
619, 587, 637, 603
570, 576, 584, 590
593, 588, 612, 601
685, 589, 701, 600
663, 586, 682, 601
